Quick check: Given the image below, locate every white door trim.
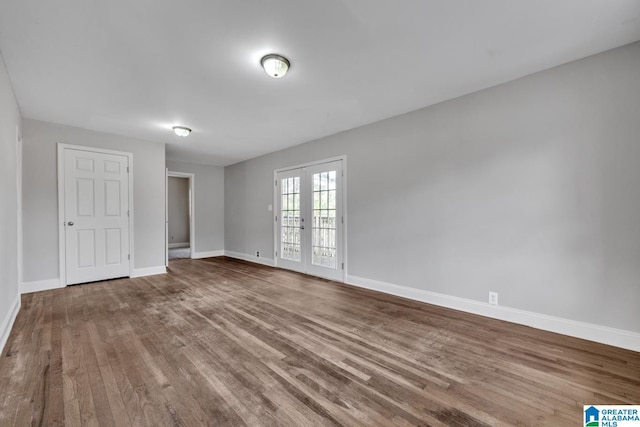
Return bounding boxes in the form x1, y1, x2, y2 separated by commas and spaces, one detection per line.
16, 126, 22, 287
273, 155, 347, 175
273, 155, 347, 282
165, 168, 168, 266
57, 143, 135, 285
166, 171, 195, 263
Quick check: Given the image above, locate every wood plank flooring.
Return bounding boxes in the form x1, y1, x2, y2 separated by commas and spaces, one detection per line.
1, 256, 639, 426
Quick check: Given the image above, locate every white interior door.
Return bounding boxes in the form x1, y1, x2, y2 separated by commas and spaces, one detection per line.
63, 148, 130, 285
276, 160, 344, 281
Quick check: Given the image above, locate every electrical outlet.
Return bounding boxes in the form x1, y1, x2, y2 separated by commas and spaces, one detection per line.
256, 251, 260, 257
489, 291, 499, 305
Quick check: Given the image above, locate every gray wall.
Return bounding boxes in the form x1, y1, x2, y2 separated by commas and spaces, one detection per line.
166, 160, 224, 254
22, 119, 166, 282
0, 52, 21, 332
167, 176, 190, 245
225, 42, 640, 332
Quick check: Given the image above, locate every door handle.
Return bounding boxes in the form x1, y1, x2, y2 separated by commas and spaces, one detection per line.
67, 221, 74, 226
300, 225, 305, 230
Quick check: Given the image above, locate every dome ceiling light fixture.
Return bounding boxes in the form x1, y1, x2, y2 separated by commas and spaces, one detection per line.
260, 54, 290, 78
172, 126, 191, 137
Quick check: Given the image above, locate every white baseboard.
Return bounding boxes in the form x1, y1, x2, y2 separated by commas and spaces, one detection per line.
21, 278, 64, 294
346, 274, 640, 353
224, 250, 275, 267
0, 294, 21, 356
21, 268, 168, 289
192, 250, 224, 259
169, 242, 190, 248
132, 266, 167, 278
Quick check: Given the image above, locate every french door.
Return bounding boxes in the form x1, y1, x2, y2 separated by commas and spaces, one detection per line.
275, 160, 344, 281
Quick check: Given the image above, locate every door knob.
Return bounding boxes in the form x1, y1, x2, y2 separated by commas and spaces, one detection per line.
300, 225, 305, 230
67, 221, 74, 226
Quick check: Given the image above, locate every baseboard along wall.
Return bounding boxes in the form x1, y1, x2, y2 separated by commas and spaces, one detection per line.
345, 274, 640, 353
224, 250, 275, 267
20, 265, 167, 294
20, 278, 64, 294
169, 242, 190, 248
222, 250, 640, 352
192, 250, 225, 259
0, 295, 21, 356
131, 266, 167, 278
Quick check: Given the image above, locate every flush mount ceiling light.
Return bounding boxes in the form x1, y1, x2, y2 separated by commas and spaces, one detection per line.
172, 126, 191, 137
260, 54, 290, 78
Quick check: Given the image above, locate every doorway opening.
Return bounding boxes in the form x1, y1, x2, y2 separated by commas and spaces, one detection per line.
166, 171, 194, 264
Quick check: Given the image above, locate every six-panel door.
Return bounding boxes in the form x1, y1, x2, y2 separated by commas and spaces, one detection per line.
64, 148, 130, 284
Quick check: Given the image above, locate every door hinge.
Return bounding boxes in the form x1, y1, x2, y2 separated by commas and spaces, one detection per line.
275, 215, 278, 222
128, 254, 130, 260
275, 251, 278, 257
127, 166, 129, 173
341, 262, 344, 270
127, 210, 130, 217
275, 180, 277, 186
341, 216, 344, 224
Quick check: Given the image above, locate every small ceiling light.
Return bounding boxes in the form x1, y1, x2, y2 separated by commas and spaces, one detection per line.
172, 126, 191, 137
260, 54, 290, 78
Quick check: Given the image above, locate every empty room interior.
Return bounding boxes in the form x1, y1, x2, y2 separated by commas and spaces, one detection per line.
1, 1, 640, 426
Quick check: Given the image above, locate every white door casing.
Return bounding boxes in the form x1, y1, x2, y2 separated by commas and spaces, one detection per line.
275, 158, 345, 281
16, 126, 22, 286
58, 145, 133, 285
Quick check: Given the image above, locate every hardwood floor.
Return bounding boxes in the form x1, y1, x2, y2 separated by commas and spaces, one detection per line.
1, 257, 638, 426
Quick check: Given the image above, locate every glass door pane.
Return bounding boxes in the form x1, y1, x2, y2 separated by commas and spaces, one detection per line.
275, 168, 305, 273
281, 176, 301, 261
312, 171, 337, 268
305, 160, 343, 281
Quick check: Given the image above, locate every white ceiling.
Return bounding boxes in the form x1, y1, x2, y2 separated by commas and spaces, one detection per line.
1, 1, 639, 166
